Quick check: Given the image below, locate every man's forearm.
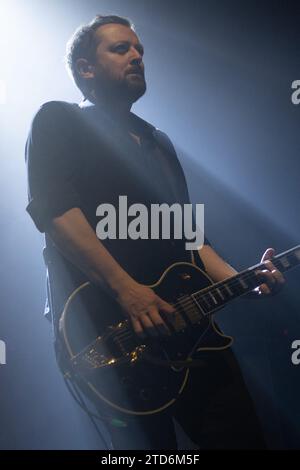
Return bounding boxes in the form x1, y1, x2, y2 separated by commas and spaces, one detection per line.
46, 207, 134, 296
198, 245, 238, 282
46, 210, 236, 293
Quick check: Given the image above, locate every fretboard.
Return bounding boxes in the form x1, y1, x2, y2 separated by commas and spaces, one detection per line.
189, 245, 300, 317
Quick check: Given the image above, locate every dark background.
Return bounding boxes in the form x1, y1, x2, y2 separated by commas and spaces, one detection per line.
0, 0, 299, 449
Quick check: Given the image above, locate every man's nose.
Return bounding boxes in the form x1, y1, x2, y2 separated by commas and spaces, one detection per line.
130, 47, 143, 64
131, 57, 143, 66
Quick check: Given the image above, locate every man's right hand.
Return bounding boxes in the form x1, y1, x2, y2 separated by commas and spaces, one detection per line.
46, 209, 175, 339
116, 280, 175, 339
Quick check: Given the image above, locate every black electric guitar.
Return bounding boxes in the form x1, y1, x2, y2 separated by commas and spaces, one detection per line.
59, 246, 300, 416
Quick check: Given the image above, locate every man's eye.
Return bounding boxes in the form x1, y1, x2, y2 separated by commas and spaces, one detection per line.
114, 44, 128, 54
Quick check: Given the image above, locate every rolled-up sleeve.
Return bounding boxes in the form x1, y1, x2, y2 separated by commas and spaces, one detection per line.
25, 101, 82, 232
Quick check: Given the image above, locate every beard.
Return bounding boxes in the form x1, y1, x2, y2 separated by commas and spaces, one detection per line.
93, 73, 147, 105
123, 74, 147, 103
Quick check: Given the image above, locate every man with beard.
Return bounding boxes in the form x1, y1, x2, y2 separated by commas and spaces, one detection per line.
25, 15, 284, 449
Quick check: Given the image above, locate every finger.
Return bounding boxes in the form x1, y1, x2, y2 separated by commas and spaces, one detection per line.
158, 298, 175, 315
259, 283, 272, 295
270, 269, 285, 285
131, 317, 145, 339
263, 259, 276, 271
256, 269, 276, 288
268, 269, 285, 294
148, 306, 170, 335
258, 268, 285, 295
261, 247, 275, 262
139, 311, 158, 337
264, 261, 285, 284
269, 269, 285, 286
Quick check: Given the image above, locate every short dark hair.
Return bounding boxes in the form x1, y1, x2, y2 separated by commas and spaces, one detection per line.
65, 15, 134, 100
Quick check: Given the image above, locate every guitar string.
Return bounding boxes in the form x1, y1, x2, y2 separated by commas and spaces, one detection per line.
93, 254, 296, 350
186, 254, 294, 307
107, 255, 295, 347
191, 255, 292, 298
76, 253, 298, 358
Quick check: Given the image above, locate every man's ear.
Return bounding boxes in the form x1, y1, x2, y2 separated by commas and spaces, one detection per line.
76, 58, 95, 79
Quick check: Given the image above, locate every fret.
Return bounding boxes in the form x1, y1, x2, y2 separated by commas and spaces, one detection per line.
191, 294, 207, 317
228, 278, 246, 295
205, 292, 218, 308
197, 293, 214, 311
178, 296, 202, 325
190, 245, 300, 318
217, 285, 234, 302
198, 292, 214, 310
209, 291, 218, 305
215, 287, 225, 301
210, 287, 229, 305
279, 256, 290, 269
201, 295, 213, 310
224, 284, 233, 296
167, 309, 187, 332
273, 246, 300, 272
238, 278, 248, 290
244, 272, 260, 289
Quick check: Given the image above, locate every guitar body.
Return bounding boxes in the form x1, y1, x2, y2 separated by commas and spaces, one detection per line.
55, 244, 300, 415
59, 262, 233, 416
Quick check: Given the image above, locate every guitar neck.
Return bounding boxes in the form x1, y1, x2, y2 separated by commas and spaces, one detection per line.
191, 245, 300, 317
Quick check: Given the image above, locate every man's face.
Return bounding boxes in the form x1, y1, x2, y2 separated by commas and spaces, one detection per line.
91, 23, 146, 103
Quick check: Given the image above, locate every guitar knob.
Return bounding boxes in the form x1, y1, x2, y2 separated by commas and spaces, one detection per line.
180, 273, 191, 280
